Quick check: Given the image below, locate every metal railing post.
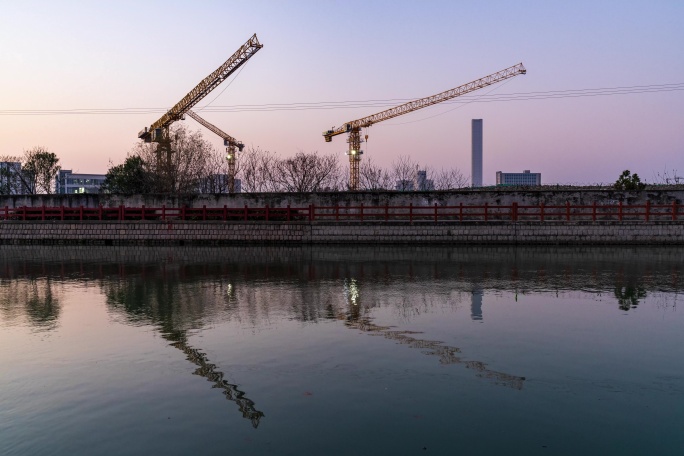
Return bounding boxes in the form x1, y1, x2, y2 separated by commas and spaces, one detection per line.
673, 201, 678, 221
512, 202, 518, 222
619, 201, 623, 221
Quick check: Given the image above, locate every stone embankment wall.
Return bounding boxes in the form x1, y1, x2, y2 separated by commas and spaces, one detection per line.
1, 188, 683, 209
0, 220, 682, 245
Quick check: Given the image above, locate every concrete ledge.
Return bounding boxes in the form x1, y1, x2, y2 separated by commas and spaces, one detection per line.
0, 220, 682, 245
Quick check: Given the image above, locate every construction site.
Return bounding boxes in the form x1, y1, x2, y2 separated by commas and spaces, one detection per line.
135, 33, 526, 194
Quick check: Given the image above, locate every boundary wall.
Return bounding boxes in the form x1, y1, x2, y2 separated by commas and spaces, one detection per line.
1, 220, 682, 245
1, 188, 683, 210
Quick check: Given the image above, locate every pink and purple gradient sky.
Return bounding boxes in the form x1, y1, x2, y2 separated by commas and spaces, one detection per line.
1, 0, 682, 185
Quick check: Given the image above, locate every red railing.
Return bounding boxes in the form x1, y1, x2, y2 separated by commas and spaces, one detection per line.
0, 202, 680, 222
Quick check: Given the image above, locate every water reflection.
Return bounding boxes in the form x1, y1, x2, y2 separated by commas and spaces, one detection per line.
340, 276, 525, 389
345, 316, 525, 389
103, 276, 265, 427
0, 278, 61, 330
166, 330, 265, 428
1, 246, 682, 401
471, 288, 483, 321
614, 285, 647, 311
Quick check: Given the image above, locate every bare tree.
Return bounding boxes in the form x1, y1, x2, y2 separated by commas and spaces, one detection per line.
272, 151, 342, 192
654, 168, 683, 185
239, 146, 280, 193
359, 157, 392, 190
434, 167, 469, 190
391, 155, 418, 191
135, 124, 213, 194
21, 147, 61, 194
199, 147, 235, 193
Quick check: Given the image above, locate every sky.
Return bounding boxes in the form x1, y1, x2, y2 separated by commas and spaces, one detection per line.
1, 0, 682, 185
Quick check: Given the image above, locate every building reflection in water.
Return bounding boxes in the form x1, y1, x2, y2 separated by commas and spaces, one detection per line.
471, 287, 483, 321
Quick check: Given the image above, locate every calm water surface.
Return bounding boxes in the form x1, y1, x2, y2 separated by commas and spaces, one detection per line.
1, 246, 683, 455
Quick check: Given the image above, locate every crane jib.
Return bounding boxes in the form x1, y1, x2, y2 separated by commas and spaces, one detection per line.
139, 34, 262, 142
323, 63, 526, 140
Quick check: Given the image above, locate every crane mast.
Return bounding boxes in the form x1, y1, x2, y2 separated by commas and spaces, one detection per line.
137, 34, 262, 191
323, 63, 526, 190
186, 110, 244, 193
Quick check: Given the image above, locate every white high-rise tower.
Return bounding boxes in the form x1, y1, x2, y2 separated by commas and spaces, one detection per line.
471, 119, 483, 187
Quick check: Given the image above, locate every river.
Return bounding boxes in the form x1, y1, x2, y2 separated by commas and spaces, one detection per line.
1, 246, 682, 455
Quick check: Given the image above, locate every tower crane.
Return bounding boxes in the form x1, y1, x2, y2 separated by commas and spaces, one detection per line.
186, 110, 243, 193
323, 63, 526, 190
138, 34, 262, 190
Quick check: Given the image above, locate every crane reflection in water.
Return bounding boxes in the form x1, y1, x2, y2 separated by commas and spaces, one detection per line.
164, 329, 264, 428
103, 275, 265, 428
341, 277, 526, 390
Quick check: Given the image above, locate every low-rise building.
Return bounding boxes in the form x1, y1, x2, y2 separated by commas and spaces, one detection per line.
55, 170, 106, 194
496, 170, 541, 186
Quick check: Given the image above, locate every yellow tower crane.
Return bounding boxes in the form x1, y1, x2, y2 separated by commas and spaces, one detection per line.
138, 34, 262, 191
186, 110, 243, 193
323, 63, 526, 190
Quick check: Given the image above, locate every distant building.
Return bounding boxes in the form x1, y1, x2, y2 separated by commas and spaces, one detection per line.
415, 170, 435, 191
395, 179, 414, 191
395, 169, 434, 191
471, 119, 483, 188
496, 170, 541, 186
0, 161, 24, 194
55, 170, 106, 194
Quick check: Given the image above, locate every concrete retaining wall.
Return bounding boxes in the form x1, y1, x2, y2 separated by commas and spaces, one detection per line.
1, 220, 682, 245
1, 188, 683, 210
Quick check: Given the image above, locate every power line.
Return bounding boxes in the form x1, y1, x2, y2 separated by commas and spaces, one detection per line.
1, 83, 682, 116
